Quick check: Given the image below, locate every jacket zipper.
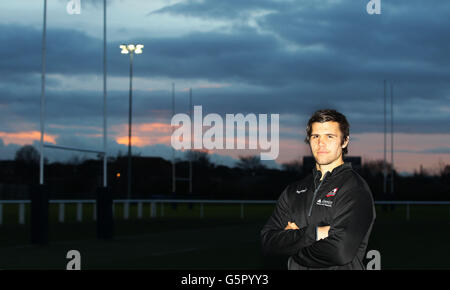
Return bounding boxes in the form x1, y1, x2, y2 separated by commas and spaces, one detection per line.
308, 172, 329, 217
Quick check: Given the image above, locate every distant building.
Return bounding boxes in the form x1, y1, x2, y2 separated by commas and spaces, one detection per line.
303, 156, 362, 173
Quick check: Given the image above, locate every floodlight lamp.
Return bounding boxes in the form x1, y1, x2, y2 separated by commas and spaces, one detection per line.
135, 44, 144, 54
120, 44, 129, 54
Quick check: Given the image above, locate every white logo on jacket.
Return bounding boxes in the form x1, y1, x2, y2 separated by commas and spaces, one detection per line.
316, 199, 333, 207
296, 187, 307, 194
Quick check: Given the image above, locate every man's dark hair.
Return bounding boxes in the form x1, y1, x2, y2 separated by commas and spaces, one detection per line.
304, 109, 350, 155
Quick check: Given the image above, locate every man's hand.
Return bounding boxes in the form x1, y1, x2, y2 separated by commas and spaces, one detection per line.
284, 221, 300, 230
316, 226, 330, 240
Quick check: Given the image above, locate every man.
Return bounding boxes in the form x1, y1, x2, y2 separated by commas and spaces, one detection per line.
260, 109, 376, 270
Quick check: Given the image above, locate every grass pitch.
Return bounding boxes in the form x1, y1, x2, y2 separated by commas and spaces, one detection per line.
0, 203, 449, 269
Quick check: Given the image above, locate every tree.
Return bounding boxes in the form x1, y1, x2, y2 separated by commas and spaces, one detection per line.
282, 159, 303, 174
440, 164, 450, 184
66, 155, 78, 165
14, 145, 39, 164
361, 160, 389, 178
442, 165, 450, 176
437, 159, 449, 177
185, 149, 211, 167
236, 155, 266, 171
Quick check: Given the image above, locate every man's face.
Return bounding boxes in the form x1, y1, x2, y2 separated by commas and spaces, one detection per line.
309, 121, 349, 166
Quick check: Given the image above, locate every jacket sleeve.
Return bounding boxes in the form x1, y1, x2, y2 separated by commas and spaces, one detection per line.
293, 188, 375, 268
260, 185, 317, 256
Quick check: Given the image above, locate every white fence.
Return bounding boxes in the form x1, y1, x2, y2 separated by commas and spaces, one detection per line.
0, 199, 449, 225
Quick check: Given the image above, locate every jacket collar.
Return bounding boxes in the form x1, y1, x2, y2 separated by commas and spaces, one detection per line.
312, 162, 352, 182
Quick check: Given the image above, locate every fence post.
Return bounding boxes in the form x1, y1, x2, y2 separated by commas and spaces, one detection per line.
77, 202, 83, 222
59, 203, 65, 223
137, 202, 143, 219
406, 203, 410, 221
19, 203, 25, 225
96, 187, 113, 240
124, 202, 129, 220
240, 203, 244, 219
150, 202, 156, 218
30, 184, 49, 244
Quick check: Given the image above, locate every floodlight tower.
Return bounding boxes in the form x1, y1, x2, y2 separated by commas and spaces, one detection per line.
119, 44, 144, 199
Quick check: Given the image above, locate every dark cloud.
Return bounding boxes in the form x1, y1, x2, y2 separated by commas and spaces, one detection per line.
259, 0, 450, 76
0, 24, 103, 78
1, 78, 449, 137
148, 0, 286, 20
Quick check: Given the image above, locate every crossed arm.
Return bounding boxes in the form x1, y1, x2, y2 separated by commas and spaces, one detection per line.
285, 222, 330, 241
288, 191, 375, 268
261, 187, 374, 268
260, 187, 328, 256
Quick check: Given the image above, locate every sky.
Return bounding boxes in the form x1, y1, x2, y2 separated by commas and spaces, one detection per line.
0, 0, 449, 175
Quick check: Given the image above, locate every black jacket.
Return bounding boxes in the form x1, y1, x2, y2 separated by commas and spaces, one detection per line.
260, 162, 376, 270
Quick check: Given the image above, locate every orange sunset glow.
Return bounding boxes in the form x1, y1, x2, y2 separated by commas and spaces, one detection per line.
0, 131, 57, 146
113, 122, 172, 146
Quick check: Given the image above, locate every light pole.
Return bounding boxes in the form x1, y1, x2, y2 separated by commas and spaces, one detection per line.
120, 44, 143, 199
